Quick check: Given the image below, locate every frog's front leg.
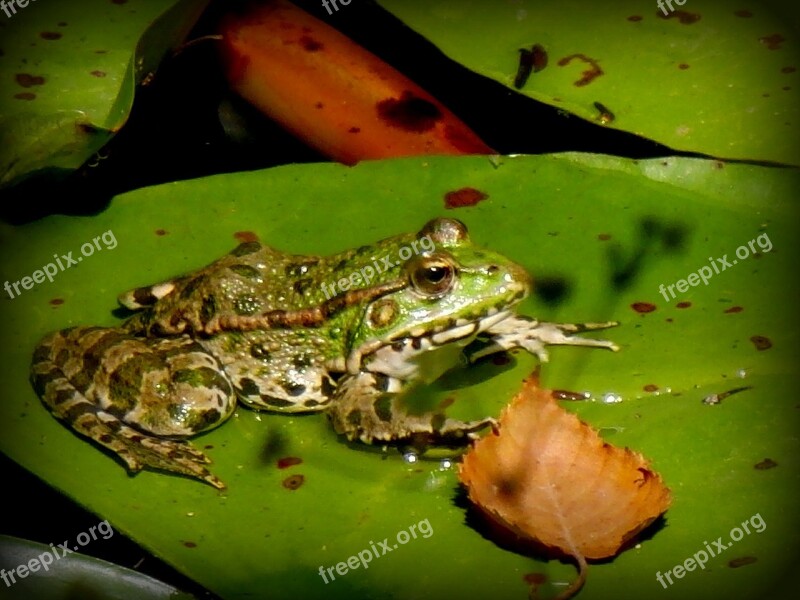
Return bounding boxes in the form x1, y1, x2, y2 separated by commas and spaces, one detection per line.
327, 372, 495, 445
467, 315, 619, 363
31, 327, 236, 489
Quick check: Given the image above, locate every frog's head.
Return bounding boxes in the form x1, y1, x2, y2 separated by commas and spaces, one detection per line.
346, 218, 531, 373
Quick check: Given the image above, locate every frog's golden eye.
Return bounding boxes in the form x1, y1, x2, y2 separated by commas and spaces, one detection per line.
410, 255, 456, 297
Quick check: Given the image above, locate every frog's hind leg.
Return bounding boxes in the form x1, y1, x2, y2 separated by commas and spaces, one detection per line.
31, 327, 236, 489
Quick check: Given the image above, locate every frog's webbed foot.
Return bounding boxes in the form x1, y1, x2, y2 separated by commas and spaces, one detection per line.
468, 315, 619, 363
85, 410, 226, 489
327, 372, 495, 446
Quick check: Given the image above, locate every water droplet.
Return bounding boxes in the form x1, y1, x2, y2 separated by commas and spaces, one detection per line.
439, 458, 452, 470
737, 369, 748, 379
602, 392, 622, 404
403, 451, 418, 464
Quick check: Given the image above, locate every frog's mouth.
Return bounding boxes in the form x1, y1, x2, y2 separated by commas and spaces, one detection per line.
345, 307, 514, 374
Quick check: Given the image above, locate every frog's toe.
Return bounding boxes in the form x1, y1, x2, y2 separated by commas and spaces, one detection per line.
76, 409, 225, 489
118, 428, 225, 489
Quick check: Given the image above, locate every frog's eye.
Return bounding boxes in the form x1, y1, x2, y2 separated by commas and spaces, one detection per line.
410, 255, 456, 297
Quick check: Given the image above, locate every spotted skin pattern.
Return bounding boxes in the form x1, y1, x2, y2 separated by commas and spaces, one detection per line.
31, 218, 618, 488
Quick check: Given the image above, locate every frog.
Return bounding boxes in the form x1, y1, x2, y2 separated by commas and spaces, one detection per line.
31, 218, 618, 489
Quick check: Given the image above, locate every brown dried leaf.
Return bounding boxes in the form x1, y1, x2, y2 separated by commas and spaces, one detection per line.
459, 373, 671, 563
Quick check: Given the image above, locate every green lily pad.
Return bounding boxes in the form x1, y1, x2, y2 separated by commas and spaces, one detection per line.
0, 0, 208, 189
0, 534, 191, 600
0, 154, 797, 599
377, 0, 800, 165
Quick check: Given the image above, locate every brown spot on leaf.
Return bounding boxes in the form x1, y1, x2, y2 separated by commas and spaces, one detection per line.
725, 306, 743, 314
13, 92, 36, 100
155, 228, 168, 236
598, 233, 612, 241
631, 302, 656, 314
299, 35, 323, 52
676, 301, 691, 309
90, 70, 106, 78
234, 231, 259, 243
40, 32, 62, 40
734, 10, 753, 18
657, 10, 701, 24
678, 63, 690, 70
282, 474, 305, 490
557, 54, 604, 86
95, 50, 107, 54
49, 298, 64, 306
376, 91, 442, 133
444, 187, 489, 209
524, 572, 547, 585
438, 397, 456, 410
754, 458, 777, 470
182, 541, 197, 548
782, 66, 796, 73
643, 384, 659, 392
759, 34, 785, 50
728, 556, 757, 568
750, 335, 772, 351
531, 44, 548, 73
514, 44, 548, 89
627, 15, 643, 22
277, 456, 303, 469
16, 73, 45, 87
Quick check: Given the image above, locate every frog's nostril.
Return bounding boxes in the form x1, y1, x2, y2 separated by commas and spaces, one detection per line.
487, 265, 499, 274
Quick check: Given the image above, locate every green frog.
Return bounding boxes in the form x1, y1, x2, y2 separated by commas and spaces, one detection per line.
31, 218, 618, 489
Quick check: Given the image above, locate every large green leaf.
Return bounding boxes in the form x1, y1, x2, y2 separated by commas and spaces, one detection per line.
0, 154, 797, 599
0, 0, 208, 188
378, 0, 800, 165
